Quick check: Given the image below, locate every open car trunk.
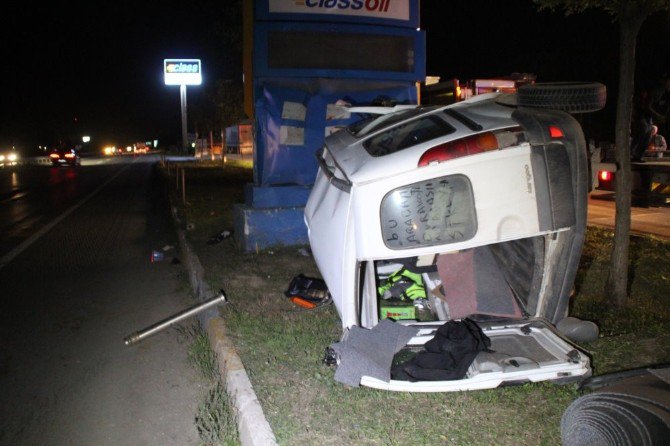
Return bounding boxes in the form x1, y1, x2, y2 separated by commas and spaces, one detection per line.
352, 231, 591, 392
362, 318, 590, 392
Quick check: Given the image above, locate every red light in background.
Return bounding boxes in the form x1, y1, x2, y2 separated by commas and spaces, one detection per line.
599, 171, 612, 182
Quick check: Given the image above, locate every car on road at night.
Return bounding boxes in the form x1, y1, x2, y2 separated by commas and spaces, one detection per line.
305, 82, 606, 392
0, 149, 19, 167
49, 146, 81, 167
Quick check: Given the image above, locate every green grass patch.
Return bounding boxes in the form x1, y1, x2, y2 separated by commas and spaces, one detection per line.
174, 322, 239, 445
165, 164, 670, 445
174, 323, 219, 381
195, 381, 240, 446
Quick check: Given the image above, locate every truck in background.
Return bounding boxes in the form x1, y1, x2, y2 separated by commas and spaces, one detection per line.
594, 137, 670, 207
420, 73, 536, 106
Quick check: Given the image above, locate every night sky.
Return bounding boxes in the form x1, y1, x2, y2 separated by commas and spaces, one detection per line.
1, 1, 231, 151
1, 1, 668, 151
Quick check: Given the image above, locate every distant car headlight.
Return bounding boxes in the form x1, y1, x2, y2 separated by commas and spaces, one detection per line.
7, 153, 17, 162
0, 154, 5, 162
380, 174, 477, 249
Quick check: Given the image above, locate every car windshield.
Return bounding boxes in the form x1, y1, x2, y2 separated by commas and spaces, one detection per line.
348, 106, 439, 138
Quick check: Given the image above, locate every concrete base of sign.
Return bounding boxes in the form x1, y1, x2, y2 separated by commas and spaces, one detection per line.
233, 204, 308, 252
232, 184, 312, 251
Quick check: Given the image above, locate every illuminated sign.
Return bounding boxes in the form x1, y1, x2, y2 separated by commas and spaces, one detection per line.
164, 59, 202, 85
268, 0, 409, 21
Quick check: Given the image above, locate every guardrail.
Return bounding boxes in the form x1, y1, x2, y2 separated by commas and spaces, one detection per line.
18, 157, 52, 165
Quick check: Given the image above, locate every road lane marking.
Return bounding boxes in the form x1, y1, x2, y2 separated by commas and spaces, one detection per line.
0, 163, 134, 270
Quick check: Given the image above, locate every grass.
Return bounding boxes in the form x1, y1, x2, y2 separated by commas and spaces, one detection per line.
174, 323, 219, 381
164, 161, 670, 445
174, 322, 240, 446
195, 381, 240, 446
570, 227, 670, 374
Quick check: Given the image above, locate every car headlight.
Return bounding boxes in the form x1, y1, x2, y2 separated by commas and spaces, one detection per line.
380, 174, 477, 249
7, 153, 17, 162
0, 154, 5, 162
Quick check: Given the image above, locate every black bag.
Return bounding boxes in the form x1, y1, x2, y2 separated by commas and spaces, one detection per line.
284, 274, 331, 309
392, 318, 491, 381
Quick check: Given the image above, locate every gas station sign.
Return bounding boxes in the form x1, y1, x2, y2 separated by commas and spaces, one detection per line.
164, 59, 202, 85
268, 0, 409, 21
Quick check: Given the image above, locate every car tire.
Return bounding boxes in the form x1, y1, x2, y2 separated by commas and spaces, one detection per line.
517, 82, 606, 114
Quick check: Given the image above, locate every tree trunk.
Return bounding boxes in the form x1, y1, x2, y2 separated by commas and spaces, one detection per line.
604, 9, 646, 306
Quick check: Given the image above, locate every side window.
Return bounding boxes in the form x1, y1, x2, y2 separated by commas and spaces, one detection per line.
364, 115, 455, 156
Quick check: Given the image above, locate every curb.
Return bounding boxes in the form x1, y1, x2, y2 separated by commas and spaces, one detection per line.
171, 206, 278, 446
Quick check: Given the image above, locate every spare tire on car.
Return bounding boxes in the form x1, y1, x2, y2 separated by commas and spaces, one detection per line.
517, 82, 606, 113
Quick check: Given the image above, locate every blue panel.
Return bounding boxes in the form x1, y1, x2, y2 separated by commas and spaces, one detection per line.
253, 80, 418, 186
244, 184, 313, 208
254, 22, 425, 82
255, 0, 420, 28
233, 204, 309, 251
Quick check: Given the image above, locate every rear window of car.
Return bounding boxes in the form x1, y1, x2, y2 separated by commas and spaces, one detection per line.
363, 115, 456, 157
348, 107, 438, 137
380, 174, 477, 249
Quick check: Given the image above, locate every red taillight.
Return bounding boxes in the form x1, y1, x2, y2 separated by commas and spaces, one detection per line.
418, 132, 498, 167
64, 153, 75, 159
549, 126, 564, 138
599, 170, 612, 182
50, 153, 60, 159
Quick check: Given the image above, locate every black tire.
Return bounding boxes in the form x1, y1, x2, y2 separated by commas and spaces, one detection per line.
517, 82, 606, 114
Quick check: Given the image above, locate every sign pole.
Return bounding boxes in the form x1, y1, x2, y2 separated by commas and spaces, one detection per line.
180, 84, 188, 152
163, 59, 201, 153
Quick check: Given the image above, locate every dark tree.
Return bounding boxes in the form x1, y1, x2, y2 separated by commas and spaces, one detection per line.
534, 0, 670, 306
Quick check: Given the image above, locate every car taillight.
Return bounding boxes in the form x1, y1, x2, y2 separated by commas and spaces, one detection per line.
64, 153, 75, 159
549, 125, 564, 138
418, 132, 499, 167
599, 170, 612, 182
50, 153, 60, 159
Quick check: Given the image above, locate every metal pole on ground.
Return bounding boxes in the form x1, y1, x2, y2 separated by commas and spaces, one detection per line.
124, 292, 228, 346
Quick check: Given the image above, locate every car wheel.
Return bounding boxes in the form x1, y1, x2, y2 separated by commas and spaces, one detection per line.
517, 82, 606, 114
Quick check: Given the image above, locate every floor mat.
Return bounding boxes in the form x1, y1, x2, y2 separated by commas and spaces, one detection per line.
330, 319, 419, 387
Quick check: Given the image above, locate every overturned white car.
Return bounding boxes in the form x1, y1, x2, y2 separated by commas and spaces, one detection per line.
304, 83, 606, 391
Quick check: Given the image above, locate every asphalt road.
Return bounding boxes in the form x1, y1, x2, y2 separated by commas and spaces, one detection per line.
588, 190, 670, 239
0, 156, 204, 445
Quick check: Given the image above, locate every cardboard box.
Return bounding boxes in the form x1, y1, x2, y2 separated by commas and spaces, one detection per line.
380, 303, 416, 320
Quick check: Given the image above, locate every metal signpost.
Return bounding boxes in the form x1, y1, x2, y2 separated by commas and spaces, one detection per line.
164, 59, 202, 151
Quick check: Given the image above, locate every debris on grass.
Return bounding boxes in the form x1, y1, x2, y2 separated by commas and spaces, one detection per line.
207, 230, 233, 245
